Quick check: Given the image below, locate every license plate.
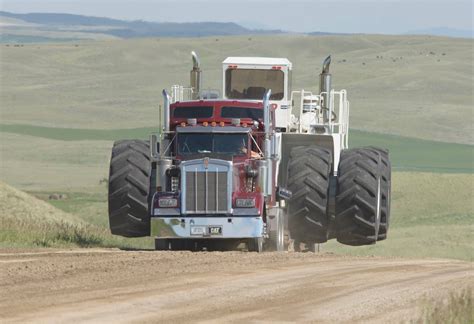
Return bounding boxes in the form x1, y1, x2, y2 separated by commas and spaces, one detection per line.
209, 226, 222, 236
190, 226, 206, 236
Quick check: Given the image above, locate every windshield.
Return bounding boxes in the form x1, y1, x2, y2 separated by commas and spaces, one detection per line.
177, 133, 248, 156
225, 69, 284, 100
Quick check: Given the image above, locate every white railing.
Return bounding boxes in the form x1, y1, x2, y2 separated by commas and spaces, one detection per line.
170, 85, 194, 103
290, 89, 350, 149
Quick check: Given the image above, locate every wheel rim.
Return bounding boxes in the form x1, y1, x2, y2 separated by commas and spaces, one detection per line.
375, 178, 381, 238
277, 210, 284, 251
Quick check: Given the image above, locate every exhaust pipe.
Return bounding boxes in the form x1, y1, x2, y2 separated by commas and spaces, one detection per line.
319, 55, 332, 121
162, 89, 171, 132
190, 51, 202, 100
263, 89, 272, 136
262, 89, 272, 196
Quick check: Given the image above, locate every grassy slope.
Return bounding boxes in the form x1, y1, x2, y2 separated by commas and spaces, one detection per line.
0, 35, 472, 144
0, 181, 152, 248
324, 173, 474, 261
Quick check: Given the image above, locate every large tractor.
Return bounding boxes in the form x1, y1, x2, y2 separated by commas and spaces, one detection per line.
108, 51, 391, 251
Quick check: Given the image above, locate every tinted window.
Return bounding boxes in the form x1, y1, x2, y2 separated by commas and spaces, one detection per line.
221, 107, 263, 120
225, 69, 284, 100
173, 106, 213, 118
178, 133, 248, 156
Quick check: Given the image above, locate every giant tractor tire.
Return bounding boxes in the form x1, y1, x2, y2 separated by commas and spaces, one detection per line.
287, 145, 332, 244
108, 140, 153, 237
335, 147, 390, 246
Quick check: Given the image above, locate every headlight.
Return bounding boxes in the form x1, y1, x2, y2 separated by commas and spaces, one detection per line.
235, 198, 255, 208
158, 198, 178, 208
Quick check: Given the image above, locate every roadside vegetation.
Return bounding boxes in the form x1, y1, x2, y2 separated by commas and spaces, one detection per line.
412, 288, 473, 324
0, 181, 152, 249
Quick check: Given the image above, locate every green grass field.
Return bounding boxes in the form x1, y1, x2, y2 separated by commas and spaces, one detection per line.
0, 34, 472, 144
0, 34, 472, 261
2, 172, 471, 261
1, 124, 472, 174
325, 172, 473, 261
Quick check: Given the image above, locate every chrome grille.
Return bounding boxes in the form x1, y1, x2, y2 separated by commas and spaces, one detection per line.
185, 171, 228, 213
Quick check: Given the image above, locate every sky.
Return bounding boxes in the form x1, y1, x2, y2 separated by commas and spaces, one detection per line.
0, 0, 472, 34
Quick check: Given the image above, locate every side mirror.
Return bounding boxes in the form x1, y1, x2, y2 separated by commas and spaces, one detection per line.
150, 134, 160, 159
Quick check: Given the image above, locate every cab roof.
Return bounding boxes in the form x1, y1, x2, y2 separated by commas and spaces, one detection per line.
223, 57, 292, 68
172, 99, 263, 107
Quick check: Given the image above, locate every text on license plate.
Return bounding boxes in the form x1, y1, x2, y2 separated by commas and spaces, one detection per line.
190, 226, 222, 236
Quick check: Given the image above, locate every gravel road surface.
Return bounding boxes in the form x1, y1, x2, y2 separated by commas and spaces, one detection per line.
0, 249, 472, 323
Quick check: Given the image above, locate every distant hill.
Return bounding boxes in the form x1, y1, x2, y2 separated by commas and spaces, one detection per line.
406, 27, 473, 39
0, 11, 282, 39
307, 31, 348, 36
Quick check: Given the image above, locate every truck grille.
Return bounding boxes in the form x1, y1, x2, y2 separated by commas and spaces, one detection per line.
185, 171, 228, 213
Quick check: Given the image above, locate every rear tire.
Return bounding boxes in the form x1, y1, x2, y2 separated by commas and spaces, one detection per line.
287, 146, 332, 244
335, 148, 384, 246
108, 140, 152, 237
248, 237, 263, 252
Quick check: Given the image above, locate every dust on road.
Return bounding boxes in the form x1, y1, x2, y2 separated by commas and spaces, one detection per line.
0, 249, 472, 323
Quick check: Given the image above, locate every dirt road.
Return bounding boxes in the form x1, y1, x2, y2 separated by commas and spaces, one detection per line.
0, 249, 471, 323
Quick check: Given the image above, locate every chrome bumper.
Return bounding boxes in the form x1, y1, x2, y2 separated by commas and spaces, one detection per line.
151, 216, 264, 239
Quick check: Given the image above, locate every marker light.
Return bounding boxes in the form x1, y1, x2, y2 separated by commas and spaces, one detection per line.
203, 121, 208, 127
211, 121, 217, 127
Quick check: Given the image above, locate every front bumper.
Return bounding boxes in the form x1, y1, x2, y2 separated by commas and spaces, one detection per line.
151, 216, 264, 239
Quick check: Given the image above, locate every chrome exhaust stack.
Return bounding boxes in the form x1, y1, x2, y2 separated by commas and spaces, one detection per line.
162, 89, 171, 132
263, 89, 272, 136
157, 89, 173, 191
190, 51, 202, 100
319, 55, 332, 121
262, 89, 272, 197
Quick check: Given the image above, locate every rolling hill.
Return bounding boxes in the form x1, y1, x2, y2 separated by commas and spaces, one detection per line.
0, 11, 282, 42
0, 34, 472, 144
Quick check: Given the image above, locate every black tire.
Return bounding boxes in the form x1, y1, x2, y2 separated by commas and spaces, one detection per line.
248, 237, 263, 252
335, 148, 384, 246
287, 146, 332, 244
366, 147, 391, 241
108, 139, 152, 237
